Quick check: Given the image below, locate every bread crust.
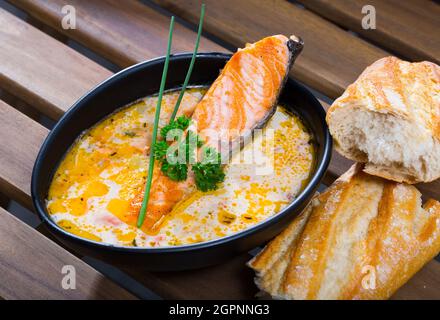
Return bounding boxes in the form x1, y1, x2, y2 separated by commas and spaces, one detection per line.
248, 164, 440, 299
328, 56, 440, 139
363, 163, 418, 184
327, 56, 440, 183
247, 202, 313, 295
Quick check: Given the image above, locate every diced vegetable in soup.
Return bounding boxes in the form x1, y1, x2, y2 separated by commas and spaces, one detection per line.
47, 88, 315, 247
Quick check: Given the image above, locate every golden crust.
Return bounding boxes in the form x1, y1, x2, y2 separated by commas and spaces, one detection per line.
247, 203, 312, 274
347, 184, 440, 299
327, 56, 440, 140
363, 163, 418, 184
248, 202, 313, 295
249, 164, 440, 299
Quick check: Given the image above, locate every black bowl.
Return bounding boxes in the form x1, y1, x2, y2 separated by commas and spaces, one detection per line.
32, 53, 332, 271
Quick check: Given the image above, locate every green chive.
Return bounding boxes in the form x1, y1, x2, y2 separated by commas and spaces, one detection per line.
169, 4, 205, 123
137, 16, 175, 228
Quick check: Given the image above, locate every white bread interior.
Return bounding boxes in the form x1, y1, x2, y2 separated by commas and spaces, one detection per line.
327, 57, 440, 184
329, 105, 440, 183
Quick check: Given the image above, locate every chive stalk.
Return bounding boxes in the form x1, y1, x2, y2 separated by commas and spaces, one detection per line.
137, 16, 175, 228
169, 4, 205, 123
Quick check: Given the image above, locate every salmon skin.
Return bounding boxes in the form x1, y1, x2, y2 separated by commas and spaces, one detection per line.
130, 35, 304, 233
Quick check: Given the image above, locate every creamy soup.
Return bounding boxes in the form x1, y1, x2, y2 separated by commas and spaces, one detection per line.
47, 88, 315, 247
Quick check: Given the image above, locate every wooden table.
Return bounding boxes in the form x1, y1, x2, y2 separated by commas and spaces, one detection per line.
0, 0, 439, 299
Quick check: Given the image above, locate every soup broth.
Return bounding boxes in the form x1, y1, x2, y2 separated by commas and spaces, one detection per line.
47, 88, 315, 247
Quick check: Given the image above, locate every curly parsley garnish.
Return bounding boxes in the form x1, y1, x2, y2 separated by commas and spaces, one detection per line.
160, 115, 190, 139
153, 140, 169, 162
192, 148, 225, 192
153, 118, 225, 190
161, 162, 188, 181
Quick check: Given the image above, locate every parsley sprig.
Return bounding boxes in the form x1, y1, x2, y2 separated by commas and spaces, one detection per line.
156, 115, 191, 182
153, 140, 169, 162
154, 116, 225, 190
161, 162, 188, 181
160, 115, 190, 139
193, 147, 225, 192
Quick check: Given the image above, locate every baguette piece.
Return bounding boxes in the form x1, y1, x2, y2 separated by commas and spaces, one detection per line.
247, 202, 313, 295
326, 57, 440, 184
248, 164, 440, 299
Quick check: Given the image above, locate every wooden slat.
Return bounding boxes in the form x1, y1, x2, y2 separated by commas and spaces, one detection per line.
298, 0, 440, 63
0, 88, 41, 122
25, 14, 69, 44
0, 206, 135, 299
9, 0, 225, 68
151, 0, 387, 98
1, 1, 438, 299
0, 100, 48, 209
36, 222, 256, 299
0, 8, 111, 119
121, 254, 257, 299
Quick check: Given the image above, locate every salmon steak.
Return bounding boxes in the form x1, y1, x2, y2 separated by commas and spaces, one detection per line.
130, 34, 304, 233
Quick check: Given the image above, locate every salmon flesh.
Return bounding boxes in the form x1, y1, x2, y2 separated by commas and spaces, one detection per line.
131, 35, 304, 233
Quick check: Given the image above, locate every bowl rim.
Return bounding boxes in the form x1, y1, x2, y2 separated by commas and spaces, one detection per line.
31, 52, 332, 254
